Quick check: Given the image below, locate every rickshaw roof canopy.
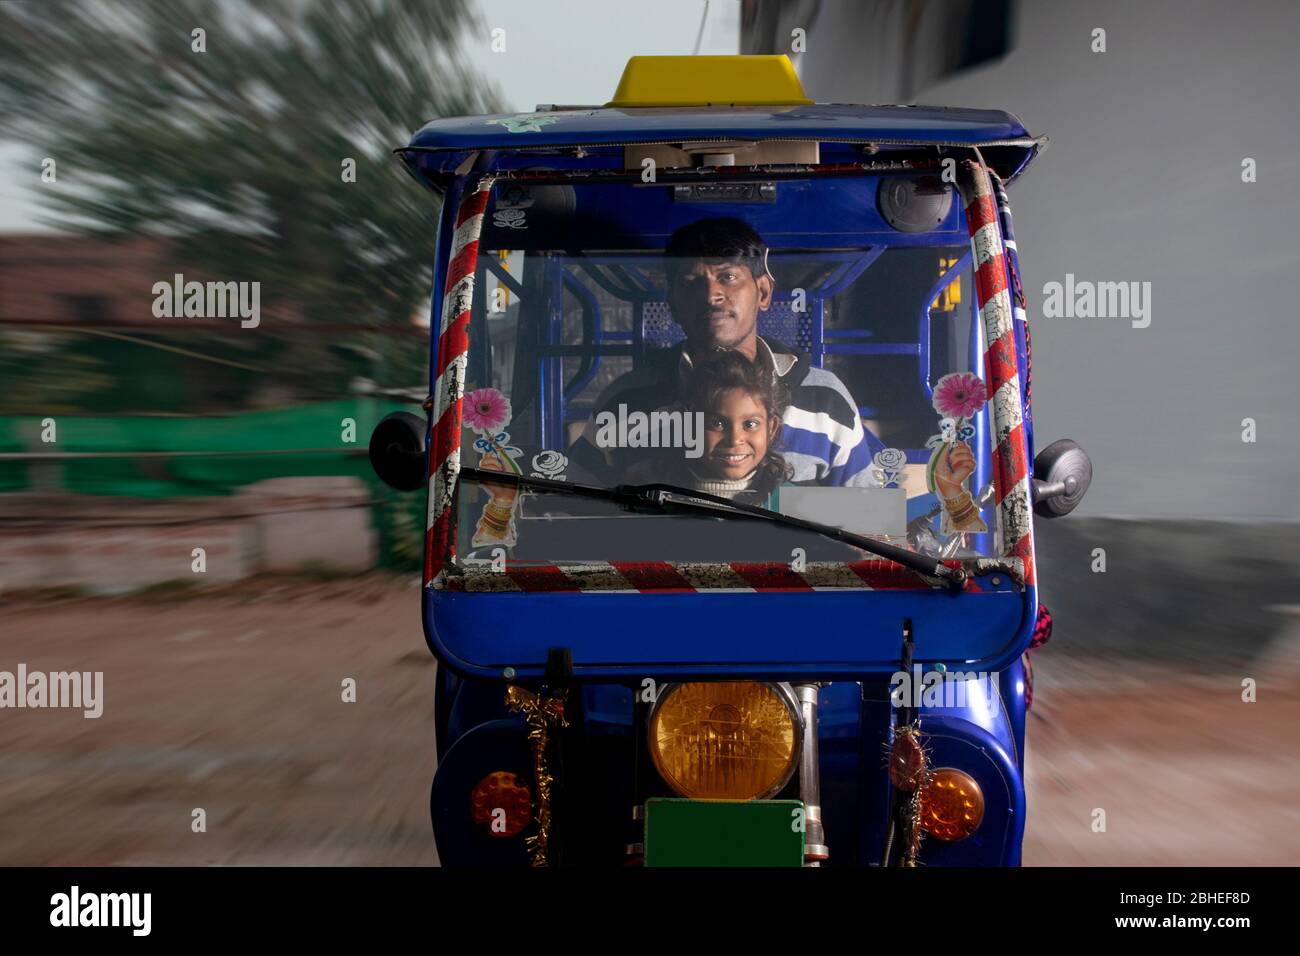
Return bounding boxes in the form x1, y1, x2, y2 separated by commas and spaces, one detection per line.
406, 101, 1036, 152
399, 56, 1044, 191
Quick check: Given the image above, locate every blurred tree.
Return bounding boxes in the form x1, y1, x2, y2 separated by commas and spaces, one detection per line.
0, 0, 502, 404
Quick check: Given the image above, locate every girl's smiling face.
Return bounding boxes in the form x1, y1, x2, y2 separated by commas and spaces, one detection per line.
703, 387, 779, 479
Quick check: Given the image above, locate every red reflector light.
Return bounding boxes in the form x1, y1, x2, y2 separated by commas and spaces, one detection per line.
470, 771, 532, 838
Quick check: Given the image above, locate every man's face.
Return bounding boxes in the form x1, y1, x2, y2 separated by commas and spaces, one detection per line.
667, 259, 773, 354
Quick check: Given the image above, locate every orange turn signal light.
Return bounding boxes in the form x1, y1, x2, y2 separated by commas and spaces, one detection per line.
919, 768, 984, 842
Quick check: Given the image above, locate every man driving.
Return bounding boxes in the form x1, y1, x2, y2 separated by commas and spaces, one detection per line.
567, 217, 885, 487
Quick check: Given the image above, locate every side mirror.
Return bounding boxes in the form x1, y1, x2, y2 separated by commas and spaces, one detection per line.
369, 412, 427, 492
1032, 439, 1092, 518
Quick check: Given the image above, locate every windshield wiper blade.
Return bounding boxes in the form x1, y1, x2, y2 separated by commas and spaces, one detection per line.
457, 467, 968, 591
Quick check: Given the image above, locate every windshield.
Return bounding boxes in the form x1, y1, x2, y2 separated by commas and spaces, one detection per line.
449, 176, 1004, 569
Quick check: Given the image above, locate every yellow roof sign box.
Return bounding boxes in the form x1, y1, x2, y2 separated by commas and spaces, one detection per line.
607, 55, 813, 108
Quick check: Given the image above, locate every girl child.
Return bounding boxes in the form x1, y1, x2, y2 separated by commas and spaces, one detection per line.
628, 349, 792, 501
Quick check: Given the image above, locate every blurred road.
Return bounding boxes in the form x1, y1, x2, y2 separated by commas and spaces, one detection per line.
1, 578, 438, 866
1023, 651, 1298, 865
2, 579, 1294, 866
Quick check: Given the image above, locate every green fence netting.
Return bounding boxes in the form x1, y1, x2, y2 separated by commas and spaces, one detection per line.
0, 399, 426, 570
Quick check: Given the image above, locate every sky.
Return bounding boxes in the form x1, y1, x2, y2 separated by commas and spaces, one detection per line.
466, 0, 740, 111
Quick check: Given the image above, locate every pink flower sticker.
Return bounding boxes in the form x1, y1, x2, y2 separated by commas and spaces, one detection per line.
932, 372, 987, 421
463, 387, 512, 433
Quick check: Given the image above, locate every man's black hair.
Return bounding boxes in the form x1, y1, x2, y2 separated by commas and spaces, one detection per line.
663, 217, 770, 285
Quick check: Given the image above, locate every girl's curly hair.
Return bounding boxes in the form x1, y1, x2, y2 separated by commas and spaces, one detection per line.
681, 350, 792, 495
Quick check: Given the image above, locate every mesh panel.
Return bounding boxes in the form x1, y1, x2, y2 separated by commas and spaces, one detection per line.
640, 300, 813, 353
641, 301, 684, 348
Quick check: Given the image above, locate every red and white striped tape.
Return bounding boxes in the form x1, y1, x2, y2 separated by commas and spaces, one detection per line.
444, 559, 1023, 593
958, 160, 1036, 585
425, 176, 497, 585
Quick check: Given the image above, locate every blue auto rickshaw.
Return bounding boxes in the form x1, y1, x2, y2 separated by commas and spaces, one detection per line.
371, 55, 1091, 866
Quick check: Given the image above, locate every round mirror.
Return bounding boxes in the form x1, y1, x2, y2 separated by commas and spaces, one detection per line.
369, 411, 427, 492
1032, 438, 1092, 518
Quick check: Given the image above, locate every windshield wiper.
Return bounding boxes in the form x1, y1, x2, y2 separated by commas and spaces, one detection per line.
458, 467, 968, 592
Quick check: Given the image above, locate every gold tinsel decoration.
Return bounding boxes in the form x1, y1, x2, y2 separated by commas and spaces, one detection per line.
902, 786, 924, 867
505, 684, 568, 867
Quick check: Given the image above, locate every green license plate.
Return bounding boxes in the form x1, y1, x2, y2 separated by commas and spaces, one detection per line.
643, 798, 805, 867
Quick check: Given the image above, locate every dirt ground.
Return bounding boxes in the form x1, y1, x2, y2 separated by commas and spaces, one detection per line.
2, 578, 1294, 866
1022, 652, 1299, 866
1, 577, 439, 866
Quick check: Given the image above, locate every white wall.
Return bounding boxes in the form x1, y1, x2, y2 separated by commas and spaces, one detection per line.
792, 0, 1300, 517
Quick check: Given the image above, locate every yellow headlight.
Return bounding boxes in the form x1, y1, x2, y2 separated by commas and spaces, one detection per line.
648, 682, 801, 800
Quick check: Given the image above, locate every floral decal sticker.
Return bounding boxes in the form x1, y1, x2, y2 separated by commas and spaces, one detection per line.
463, 387, 522, 548
492, 184, 533, 230
464, 387, 512, 433
926, 372, 988, 534
486, 113, 562, 134
872, 448, 907, 489
932, 371, 986, 421
530, 450, 568, 481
